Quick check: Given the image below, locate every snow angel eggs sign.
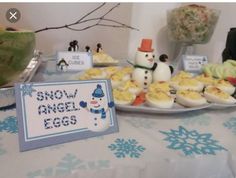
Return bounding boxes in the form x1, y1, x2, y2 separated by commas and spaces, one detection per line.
15, 79, 118, 151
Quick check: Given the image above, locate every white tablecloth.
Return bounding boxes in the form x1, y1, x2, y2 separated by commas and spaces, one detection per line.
1, 58, 236, 178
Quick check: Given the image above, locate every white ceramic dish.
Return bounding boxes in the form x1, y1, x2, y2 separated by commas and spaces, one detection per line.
115, 103, 212, 114
93, 60, 119, 67
115, 102, 236, 114
208, 103, 236, 109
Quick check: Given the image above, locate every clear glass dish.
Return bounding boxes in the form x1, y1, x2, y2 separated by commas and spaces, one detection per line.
167, 4, 220, 44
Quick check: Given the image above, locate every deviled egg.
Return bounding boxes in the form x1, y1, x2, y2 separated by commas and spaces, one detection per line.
176, 90, 207, 107
148, 81, 171, 93
78, 73, 91, 80
195, 74, 216, 87
113, 89, 136, 105
170, 71, 193, 87
110, 72, 131, 89
104, 66, 121, 77
84, 68, 107, 79
172, 78, 204, 92
117, 80, 142, 95
213, 79, 235, 95
119, 66, 134, 75
146, 91, 174, 109
204, 86, 236, 104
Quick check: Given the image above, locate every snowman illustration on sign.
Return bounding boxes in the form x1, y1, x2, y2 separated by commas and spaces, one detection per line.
79, 84, 114, 132
132, 39, 157, 90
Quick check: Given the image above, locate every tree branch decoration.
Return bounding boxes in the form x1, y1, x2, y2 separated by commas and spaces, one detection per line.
35, 3, 139, 33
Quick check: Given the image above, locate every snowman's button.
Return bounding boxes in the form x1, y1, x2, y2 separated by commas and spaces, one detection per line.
144, 76, 148, 80
94, 123, 98, 126
144, 82, 147, 85
94, 118, 97, 120
145, 70, 148, 74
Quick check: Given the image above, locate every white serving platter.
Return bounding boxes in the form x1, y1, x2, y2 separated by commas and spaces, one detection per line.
69, 72, 236, 114
115, 103, 212, 114
93, 60, 119, 67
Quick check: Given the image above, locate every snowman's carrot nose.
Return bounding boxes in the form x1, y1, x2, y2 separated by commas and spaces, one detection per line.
90, 100, 98, 104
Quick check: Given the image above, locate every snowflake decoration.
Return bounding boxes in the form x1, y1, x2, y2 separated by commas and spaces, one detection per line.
0, 116, 18, 133
27, 154, 110, 177
27, 167, 53, 178
108, 138, 145, 158
223, 117, 236, 135
55, 155, 109, 174
177, 111, 211, 126
181, 117, 210, 126
125, 118, 156, 129
55, 153, 83, 175
160, 126, 226, 156
20, 83, 36, 97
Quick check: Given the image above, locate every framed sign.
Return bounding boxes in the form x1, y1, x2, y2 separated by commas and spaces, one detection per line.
56, 51, 92, 72
15, 79, 118, 151
182, 55, 208, 73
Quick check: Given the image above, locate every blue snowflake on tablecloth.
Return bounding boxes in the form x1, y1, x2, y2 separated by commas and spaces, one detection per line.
27, 167, 53, 178
0, 116, 18, 134
20, 83, 36, 97
160, 126, 226, 156
55, 153, 83, 175
125, 117, 156, 129
223, 117, 236, 135
108, 138, 145, 158
178, 111, 211, 126
55, 155, 109, 174
27, 153, 110, 178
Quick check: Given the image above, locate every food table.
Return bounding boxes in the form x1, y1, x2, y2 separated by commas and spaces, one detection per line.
1, 58, 236, 178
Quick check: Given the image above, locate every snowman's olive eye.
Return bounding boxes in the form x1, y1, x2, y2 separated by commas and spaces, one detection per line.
153, 55, 155, 58
100, 98, 102, 100
145, 54, 148, 57
92, 97, 94, 100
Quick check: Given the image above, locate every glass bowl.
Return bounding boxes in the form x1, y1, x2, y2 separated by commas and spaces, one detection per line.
0, 29, 35, 87
167, 4, 220, 44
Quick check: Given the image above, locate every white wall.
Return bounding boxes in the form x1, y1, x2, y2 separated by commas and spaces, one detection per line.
0, 3, 132, 59
1, 3, 236, 64
128, 3, 179, 61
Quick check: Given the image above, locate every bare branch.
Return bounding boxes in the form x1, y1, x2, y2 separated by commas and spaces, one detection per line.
101, 18, 139, 31
98, 24, 138, 31
66, 24, 98, 31
75, 3, 106, 24
100, 3, 120, 18
35, 3, 139, 33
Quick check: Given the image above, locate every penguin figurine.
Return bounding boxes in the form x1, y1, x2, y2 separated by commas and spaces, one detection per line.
68, 40, 79, 51
85, 45, 91, 53
153, 54, 174, 82
68, 41, 74, 51
96, 43, 103, 53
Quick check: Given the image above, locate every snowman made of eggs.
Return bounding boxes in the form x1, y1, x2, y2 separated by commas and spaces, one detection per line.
132, 39, 157, 90
132, 39, 174, 91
